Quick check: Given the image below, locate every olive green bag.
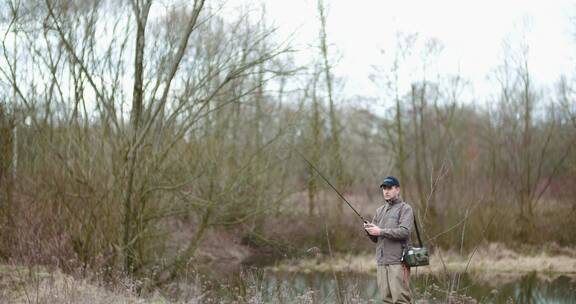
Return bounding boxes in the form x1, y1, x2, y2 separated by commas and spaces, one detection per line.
402, 209, 429, 267
403, 246, 429, 267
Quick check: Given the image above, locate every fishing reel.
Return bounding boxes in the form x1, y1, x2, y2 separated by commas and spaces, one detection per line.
364, 221, 378, 243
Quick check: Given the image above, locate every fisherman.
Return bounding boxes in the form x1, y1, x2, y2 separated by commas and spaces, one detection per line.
364, 176, 414, 304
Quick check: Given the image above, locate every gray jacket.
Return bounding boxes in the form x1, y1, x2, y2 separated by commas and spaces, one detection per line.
371, 198, 414, 265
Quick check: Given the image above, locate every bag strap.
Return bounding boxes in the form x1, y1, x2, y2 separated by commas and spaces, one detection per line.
399, 203, 424, 248
413, 209, 424, 248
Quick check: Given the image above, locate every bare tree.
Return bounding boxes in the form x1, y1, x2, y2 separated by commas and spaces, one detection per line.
317, 0, 345, 197
489, 41, 575, 240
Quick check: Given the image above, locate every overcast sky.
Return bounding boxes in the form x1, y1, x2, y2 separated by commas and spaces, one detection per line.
231, 0, 576, 106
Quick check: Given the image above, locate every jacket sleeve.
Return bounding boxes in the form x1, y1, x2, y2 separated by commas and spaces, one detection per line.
379, 204, 414, 241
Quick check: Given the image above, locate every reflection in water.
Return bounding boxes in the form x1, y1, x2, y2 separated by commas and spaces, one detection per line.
410, 271, 571, 303
502, 272, 576, 304
213, 269, 576, 303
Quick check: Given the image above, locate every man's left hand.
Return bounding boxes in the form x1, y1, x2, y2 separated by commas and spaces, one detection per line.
364, 223, 382, 236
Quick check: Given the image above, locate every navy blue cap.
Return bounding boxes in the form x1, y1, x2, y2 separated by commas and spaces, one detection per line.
380, 176, 400, 187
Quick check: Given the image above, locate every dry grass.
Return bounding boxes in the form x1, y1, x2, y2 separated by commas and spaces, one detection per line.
0, 265, 176, 304
0, 264, 370, 304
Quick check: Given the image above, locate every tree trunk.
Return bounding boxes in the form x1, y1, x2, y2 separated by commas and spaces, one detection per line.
122, 0, 152, 275
318, 0, 344, 216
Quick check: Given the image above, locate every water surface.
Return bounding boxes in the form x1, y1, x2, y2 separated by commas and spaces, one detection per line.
216, 269, 576, 303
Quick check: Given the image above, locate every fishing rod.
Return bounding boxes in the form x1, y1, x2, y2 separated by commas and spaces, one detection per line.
294, 149, 368, 224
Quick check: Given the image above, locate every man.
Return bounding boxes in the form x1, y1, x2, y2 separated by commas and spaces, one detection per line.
364, 176, 414, 304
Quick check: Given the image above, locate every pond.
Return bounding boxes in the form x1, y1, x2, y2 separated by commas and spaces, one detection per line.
205, 268, 576, 303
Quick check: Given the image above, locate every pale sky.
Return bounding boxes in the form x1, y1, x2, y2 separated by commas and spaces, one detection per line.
237, 0, 576, 105
4, 0, 574, 113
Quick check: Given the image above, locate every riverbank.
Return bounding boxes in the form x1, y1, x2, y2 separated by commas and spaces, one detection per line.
269, 243, 576, 283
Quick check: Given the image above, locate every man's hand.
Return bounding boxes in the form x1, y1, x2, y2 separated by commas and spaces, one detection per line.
363, 222, 382, 236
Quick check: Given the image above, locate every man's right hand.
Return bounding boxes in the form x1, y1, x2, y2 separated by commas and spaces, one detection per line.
364, 223, 378, 242
364, 223, 383, 236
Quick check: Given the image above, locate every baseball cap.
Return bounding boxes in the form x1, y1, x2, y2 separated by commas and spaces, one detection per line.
380, 176, 400, 187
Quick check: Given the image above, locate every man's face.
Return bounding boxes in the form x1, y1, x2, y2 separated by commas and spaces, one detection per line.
382, 185, 400, 201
